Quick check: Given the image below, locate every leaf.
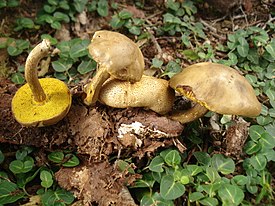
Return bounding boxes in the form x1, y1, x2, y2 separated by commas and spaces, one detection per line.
186, 165, 203, 176
259, 132, 275, 149
231, 175, 248, 186
149, 156, 164, 173
62, 154, 80, 167
206, 167, 221, 182
53, 12, 70, 23
249, 125, 265, 141
11, 72, 25, 84
251, 154, 267, 171
77, 60, 96, 74
218, 184, 244, 205
193, 152, 211, 166
237, 37, 249, 57
0, 180, 25, 205
199, 197, 219, 206
189, 192, 204, 202
244, 140, 261, 155
265, 39, 275, 59
266, 89, 275, 101
181, 49, 199, 60
40, 170, 53, 189
52, 59, 73, 72
73, 0, 88, 13
211, 154, 235, 175
9, 160, 24, 174
70, 39, 90, 59
0, 150, 4, 164
41, 188, 74, 206
50, 21, 61, 30
97, 0, 109, 17
118, 10, 132, 19
48, 151, 64, 163
116, 160, 135, 174
160, 175, 185, 200
7, 46, 22, 56
164, 150, 181, 167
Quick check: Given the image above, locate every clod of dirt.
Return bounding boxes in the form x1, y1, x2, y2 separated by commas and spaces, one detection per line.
225, 118, 250, 156
55, 160, 138, 206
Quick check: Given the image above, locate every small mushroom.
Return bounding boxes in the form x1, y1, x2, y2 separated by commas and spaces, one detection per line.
12, 39, 72, 127
169, 62, 262, 124
84, 30, 144, 105
99, 75, 175, 114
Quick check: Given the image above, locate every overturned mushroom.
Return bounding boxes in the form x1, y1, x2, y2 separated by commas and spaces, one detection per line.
169, 62, 261, 124
12, 39, 71, 127
99, 75, 175, 114
84, 30, 144, 105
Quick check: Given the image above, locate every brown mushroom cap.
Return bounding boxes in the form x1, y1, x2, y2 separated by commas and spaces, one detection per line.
88, 30, 144, 82
84, 30, 145, 105
99, 75, 175, 114
169, 62, 261, 121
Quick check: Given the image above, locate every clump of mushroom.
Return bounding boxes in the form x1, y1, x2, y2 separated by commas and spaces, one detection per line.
99, 75, 175, 114
169, 62, 261, 124
84, 30, 144, 105
12, 39, 72, 127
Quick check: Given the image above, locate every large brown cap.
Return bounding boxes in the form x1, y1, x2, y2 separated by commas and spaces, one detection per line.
88, 30, 144, 82
99, 75, 175, 114
169, 62, 261, 117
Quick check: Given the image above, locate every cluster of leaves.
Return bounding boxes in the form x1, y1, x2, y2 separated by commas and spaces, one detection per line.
110, 10, 145, 36
159, 0, 206, 44
49, 36, 96, 82
0, 0, 19, 8
131, 149, 273, 206
14, 0, 91, 31
0, 147, 79, 205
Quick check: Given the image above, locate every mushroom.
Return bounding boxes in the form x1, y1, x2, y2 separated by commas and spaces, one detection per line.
169, 62, 262, 124
99, 75, 175, 115
12, 39, 71, 127
84, 30, 144, 105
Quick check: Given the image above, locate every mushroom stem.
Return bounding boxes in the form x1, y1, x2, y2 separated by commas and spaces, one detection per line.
25, 39, 51, 103
170, 103, 208, 124
83, 65, 111, 105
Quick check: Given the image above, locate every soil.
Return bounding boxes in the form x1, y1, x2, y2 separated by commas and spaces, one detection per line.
0, 0, 274, 205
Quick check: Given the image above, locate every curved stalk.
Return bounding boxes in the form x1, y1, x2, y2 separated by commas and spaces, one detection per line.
25, 39, 51, 103
83, 65, 110, 105
170, 103, 208, 124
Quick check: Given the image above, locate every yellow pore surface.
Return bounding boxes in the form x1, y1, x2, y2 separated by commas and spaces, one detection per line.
12, 78, 71, 126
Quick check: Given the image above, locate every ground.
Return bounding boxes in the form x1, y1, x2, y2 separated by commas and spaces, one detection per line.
0, 0, 274, 205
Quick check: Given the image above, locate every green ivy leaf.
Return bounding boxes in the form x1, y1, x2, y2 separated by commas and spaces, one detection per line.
193, 152, 211, 166
237, 37, 249, 57
249, 125, 266, 141
189, 192, 204, 202
52, 59, 73, 72
231, 175, 248, 186
41, 188, 74, 206
97, 0, 108, 17
244, 140, 261, 155
211, 154, 235, 175
206, 167, 221, 182
149, 156, 164, 173
199, 197, 219, 206
0, 180, 25, 205
40, 170, 53, 189
218, 184, 244, 205
11, 72, 25, 84
77, 60, 96, 74
265, 39, 275, 59
62, 154, 80, 167
70, 39, 89, 59
160, 175, 185, 200
0, 150, 4, 164
116, 160, 135, 174
250, 154, 267, 171
48, 151, 64, 163
164, 150, 181, 167
259, 132, 275, 149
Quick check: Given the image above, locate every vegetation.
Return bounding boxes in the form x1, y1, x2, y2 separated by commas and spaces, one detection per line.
0, 0, 274, 205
